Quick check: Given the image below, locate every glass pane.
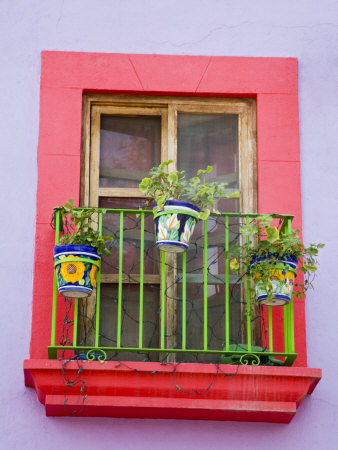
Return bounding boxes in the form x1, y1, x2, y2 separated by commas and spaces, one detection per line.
177, 113, 239, 213
177, 114, 242, 359
100, 115, 161, 188
100, 284, 160, 362
99, 197, 159, 276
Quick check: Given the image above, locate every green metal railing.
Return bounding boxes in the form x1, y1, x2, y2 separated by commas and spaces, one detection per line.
48, 208, 297, 366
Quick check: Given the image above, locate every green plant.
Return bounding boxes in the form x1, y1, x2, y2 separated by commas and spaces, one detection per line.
225, 214, 324, 301
57, 199, 114, 256
139, 160, 239, 220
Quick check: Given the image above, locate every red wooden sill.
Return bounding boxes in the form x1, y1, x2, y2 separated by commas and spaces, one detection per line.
24, 359, 321, 423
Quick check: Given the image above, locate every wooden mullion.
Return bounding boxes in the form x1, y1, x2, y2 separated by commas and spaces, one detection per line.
175, 103, 247, 114
98, 188, 146, 198
94, 105, 167, 116
167, 104, 178, 165
164, 105, 178, 359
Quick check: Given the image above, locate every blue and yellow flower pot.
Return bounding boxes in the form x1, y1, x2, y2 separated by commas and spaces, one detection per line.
154, 200, 200, 253
53, 244, 101, 298
250, 254, 298, 306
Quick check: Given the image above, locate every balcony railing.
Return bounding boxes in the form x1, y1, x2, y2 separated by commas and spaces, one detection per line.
48, 208, 297, 366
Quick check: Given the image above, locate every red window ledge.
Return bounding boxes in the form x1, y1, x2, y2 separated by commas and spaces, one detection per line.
24, 360, 321, 423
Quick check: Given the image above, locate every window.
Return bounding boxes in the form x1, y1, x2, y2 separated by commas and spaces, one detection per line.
78, 95, 256, 362
24, 52, 320, 422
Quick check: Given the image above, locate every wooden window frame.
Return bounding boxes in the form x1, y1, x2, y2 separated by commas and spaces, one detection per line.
82, 95, 257, 214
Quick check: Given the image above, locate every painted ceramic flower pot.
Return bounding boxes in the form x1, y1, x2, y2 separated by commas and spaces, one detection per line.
154, 200, 200, 253
250, 254, 298, 306
53, 244, 101, 298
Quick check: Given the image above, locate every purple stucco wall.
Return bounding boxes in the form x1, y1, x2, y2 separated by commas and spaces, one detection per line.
1, 0, 337, 448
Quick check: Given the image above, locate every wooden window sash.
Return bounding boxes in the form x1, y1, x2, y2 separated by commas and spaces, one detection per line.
89, 105, 168, 206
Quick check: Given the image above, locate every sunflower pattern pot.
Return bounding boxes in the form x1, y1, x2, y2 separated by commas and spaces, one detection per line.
250, 254, 298, 306
154, 200, 200, 253
53, 245, 101, 298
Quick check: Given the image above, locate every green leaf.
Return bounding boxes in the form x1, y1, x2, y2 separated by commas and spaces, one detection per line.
168, 173, 178, 184
162, 160, 174, 167
198, 210, 210, 220
64, 198, 74, 209
102, 235, 114, 242
139, 178, 152, 192
227, 192, 240, 198
156, 195, 166, 207
230, 258, 240, 271
266, 226, 279, 243
197, 166, 213, 175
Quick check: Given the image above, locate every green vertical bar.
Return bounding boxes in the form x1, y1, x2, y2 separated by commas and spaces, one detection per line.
51, 274, 58, 346
51, 210, 60, 346
203, 220, 208, 351
290, 297, 295, 352
284, 304, 290, 352
161, 252, 165, 349
54, 210, 60, 245
225, 215, 230, 351
117, 212, 123, 348
138, 213, 145, 349
246, 216, 252, 352
73, 297, 78, 346
287, 218, 292, 235
95, 269, 101, 347
268, 306, 273, 351
283, 218, 293, 354
287, 218, 295, 353
182, 252, 187, 350
95, 212, 103, 347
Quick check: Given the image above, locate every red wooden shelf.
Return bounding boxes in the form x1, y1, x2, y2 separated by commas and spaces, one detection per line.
24, 359, 321, 423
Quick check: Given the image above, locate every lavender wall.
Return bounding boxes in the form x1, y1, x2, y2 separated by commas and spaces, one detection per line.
1, 0, 337, 448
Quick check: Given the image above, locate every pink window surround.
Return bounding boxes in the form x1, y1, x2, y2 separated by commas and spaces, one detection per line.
24, 52, 321, 422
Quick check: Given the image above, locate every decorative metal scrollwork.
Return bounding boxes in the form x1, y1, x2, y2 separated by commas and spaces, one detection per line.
239, 353, 261, 366
86, 348, 107, 361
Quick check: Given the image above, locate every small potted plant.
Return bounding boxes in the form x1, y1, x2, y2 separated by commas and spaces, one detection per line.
225, 215, 324, 305
139, 160, 238, 252
53, 199, 113, 298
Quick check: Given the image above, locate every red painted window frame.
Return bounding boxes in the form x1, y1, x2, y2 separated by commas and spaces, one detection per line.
24, 52, 321, 422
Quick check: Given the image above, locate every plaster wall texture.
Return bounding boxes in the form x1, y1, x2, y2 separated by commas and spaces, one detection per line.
0, 0, 337, 448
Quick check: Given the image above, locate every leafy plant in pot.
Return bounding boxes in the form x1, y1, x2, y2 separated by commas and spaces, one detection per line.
53, 199, 114, 298
225, 215, 324, 306
139, 160, 239, 252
